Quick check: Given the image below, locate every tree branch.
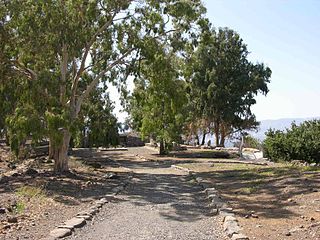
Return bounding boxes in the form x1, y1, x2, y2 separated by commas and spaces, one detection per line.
12, 60, 38, 80
70, 11, 118, 106
60, 43, 68, 104
75, 48, 135, 115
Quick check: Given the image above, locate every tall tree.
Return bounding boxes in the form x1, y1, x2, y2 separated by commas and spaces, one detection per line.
186, 27, 272, 146
3, 0, 205, 172
128, 51, 187, 155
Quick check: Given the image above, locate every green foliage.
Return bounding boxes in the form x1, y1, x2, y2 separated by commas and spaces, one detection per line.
74, 88, 119, 148
128, 50, 187, 153
16, 185, 46, 199
13, 201, 25, 214
6, 104, 45, 156
186, 27, 272, 146
263, 120, 320, 163
244, 135, 262, 149
2, 0, 206, 169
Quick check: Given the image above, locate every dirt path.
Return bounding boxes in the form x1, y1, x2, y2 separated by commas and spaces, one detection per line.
67, 148, 226, 240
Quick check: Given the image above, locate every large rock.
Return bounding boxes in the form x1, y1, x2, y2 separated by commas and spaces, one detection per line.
224, 220, 241, 237
62, 217, 86, 229
49, 228, 72, 238
231, 233, 249, 240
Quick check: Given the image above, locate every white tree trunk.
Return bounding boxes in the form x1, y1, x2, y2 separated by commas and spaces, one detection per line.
53, 130, 71, 173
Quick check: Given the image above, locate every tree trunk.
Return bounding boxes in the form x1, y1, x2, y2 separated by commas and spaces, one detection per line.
195, 135, 199, 145
159, 139, 165, 155
201, 131, 206, 145
53, 131, 71, 173
214, 120, 220, 147
219, 123, 227, 147
219, 136, 225, 147
4, 129, 9, 146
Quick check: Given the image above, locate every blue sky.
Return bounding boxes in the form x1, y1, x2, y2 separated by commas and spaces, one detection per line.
203, 0, 320, 120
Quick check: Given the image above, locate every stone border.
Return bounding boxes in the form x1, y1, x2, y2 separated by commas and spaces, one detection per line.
43, 176, 132, 240
172, 164, 249, 240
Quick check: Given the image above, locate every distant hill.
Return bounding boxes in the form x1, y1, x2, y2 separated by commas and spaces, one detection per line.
251, 117, 320, 141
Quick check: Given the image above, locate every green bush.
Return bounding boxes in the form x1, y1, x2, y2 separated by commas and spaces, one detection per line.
263, 120, 320, 163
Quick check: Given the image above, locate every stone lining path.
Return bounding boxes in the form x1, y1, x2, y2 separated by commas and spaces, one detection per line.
67, 148, 226, 240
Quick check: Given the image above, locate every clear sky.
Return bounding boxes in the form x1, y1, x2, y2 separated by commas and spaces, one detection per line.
203, 0, 320, 120
111, 0, 320, 123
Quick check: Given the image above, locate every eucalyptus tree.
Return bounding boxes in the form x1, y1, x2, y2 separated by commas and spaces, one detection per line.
3, 0, 205, 172
187, 27, 272, 146
128, 50, 187, 155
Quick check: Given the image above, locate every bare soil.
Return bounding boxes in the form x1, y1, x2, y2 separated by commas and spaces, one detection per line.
1, 143, 319, 240
0, 142, 130, 240
177, 162, 320, 240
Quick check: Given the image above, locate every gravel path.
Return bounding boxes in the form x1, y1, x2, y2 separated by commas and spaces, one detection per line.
67, 148, 226, 240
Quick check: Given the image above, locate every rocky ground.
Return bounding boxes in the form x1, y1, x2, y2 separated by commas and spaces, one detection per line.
0, 142, 130, 239
67, 148, 226, 240
177, 162, 320, 240
1, 142, 319, 239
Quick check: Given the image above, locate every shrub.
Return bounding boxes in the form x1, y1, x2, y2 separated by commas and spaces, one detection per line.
263, 119, 320, 163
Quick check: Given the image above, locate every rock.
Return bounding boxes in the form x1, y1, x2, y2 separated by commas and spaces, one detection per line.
49, 228, 72, 238
220, 207, 233, 212
224, 220, 241, 237
76, 215, 92, 221
224, 216, 238, 222
11, 172, 20, 177
25, 168, 38, 176
204, 188, 216, 194
196, 177, 203, 182
220, 210, 235, 217
62, 217, 86, 229
231, 233, 249, 240
7, 163, 17, 169
98, 198, 108, 204
310, 163, 317, 167
87, 207, 99, 215
285, 232, 291, 236
210, 208, 218, 215
103, 173, 119, 179
251, 214, 259, 218
207, 194, 218, 200
0, 208, 6, 214
310, 217, 315, 221
256, 224, 263, 228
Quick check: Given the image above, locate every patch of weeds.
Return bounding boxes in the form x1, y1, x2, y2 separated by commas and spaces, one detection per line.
13, 201, 25, 214
16, 186, 46, 199
238, 171, 261, 180
238, 180, 265, 195
258, 169, 276, 177
239, 185, 259, 194
302, 166, 320, 172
